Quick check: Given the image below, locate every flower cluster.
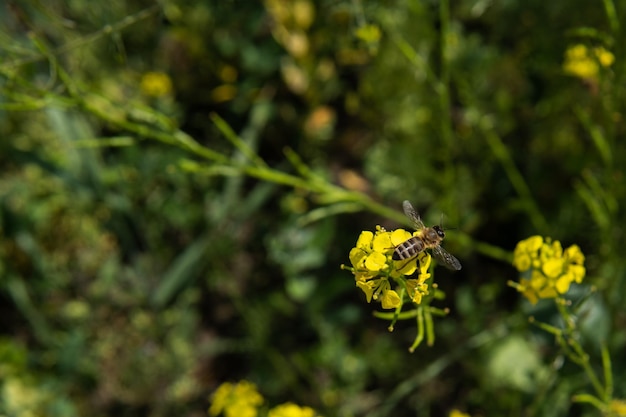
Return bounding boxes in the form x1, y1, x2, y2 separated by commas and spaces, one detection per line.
209, 380, 264, 417
449, 410, 471, 417
609, 399, 626, 416
344, 226, 432, 309
140, 71, 173, 97
268, 403, 317, 417
209, 381, 320, 417
511, 236, 586, 304
563, 44, 614, 81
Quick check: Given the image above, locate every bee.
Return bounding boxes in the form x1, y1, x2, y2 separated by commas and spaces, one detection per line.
392, 200, 462, 271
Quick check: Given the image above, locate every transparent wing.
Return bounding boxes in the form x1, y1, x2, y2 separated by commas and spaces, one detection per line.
402, 200, 425, 230
431, 245, 462, 271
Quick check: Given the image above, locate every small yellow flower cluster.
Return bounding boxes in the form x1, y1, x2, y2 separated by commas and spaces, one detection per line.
345, 226, 432, 309
511, 236, 586, 304
209, 380, 263, 417
268, 402, 317, 417
563, 44, 614, 81
265, 0, 315, 58
209, 381, 321, 417
609, 399, 626, 416
140, 71, 173, 97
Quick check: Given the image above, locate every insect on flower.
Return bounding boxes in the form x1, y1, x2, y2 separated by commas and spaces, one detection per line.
393, 200, 462, 271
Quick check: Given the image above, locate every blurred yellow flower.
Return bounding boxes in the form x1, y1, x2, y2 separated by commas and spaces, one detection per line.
355, 24, 381, 44
304, 106, 336, 141
609, 399, 626, 416
211, 85, 238, 103
343, 226, 432, 309
209, 381, 264, 417
511, 236, 586, 304
268, 402, 318, 417
140, 71, 173, 97
563, 44, 614, 80
449, 409, 471, 417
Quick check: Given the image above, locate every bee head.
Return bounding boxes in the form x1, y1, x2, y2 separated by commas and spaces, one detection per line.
433, 225, 445, 238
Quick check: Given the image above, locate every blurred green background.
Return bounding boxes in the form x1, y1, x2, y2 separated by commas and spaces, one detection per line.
1, 1, 625, 416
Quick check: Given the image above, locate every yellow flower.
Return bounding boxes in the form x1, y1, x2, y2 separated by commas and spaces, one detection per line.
563, 44, 614, 80
343, 226, 432, 308
449, 410, 471, 417
209, 381, 264, 417
511, 236, 586, 304
140, 71, 173, 97
609, 399, 626, 416
268, 402, 318, 417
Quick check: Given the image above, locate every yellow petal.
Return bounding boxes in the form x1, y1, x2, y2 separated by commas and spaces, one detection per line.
564, 245, 585, 265
390, 229, 412, 246
529, 271, 548, 290
542, 258, 565, 278
518, 278, 539, 305
538, 286, 558, 299
349, 247, 367, 268
356, 231, 373, 249
513, 253, 531, 272
372, 231, 393, 253
525, 235, 544, 252
356, 280, 376, 302
568, 265, 586, 283
364, 252, 387, 271
556, 274, 573, 293
550, 240, 563, 258
381, 289, 401, 309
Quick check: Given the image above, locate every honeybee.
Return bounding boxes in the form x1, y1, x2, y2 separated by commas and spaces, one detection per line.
393, 200, 462, 271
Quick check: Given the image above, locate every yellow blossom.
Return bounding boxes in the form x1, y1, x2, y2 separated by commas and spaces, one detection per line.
609, 399, 626, 416
449, 410, 471, 417
563, 44, 614, 80
140, 71, 173, 97
355, 24, 381, 44
511, 236, 586, 304
268, 402, 318, 417
209, 381, 264, 417
343, 226, 432, 308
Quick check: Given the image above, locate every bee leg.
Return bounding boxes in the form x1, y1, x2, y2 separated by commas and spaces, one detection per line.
394, 258, 415, 273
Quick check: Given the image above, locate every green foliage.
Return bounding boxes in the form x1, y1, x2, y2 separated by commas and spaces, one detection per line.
1, 0, 626, 416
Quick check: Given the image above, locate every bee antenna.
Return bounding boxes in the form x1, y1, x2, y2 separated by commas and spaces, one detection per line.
439, 213, 457, 231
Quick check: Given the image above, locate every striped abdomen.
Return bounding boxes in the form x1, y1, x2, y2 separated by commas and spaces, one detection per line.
393, 237, 426, 261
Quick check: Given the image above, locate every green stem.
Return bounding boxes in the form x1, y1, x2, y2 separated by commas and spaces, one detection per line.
3, 5, 161, 70
409, 307, 425, 353
602, 0, 619, 33
572, 394, 607, 413
601, 344, 613, 402
555, 299, 606, 400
